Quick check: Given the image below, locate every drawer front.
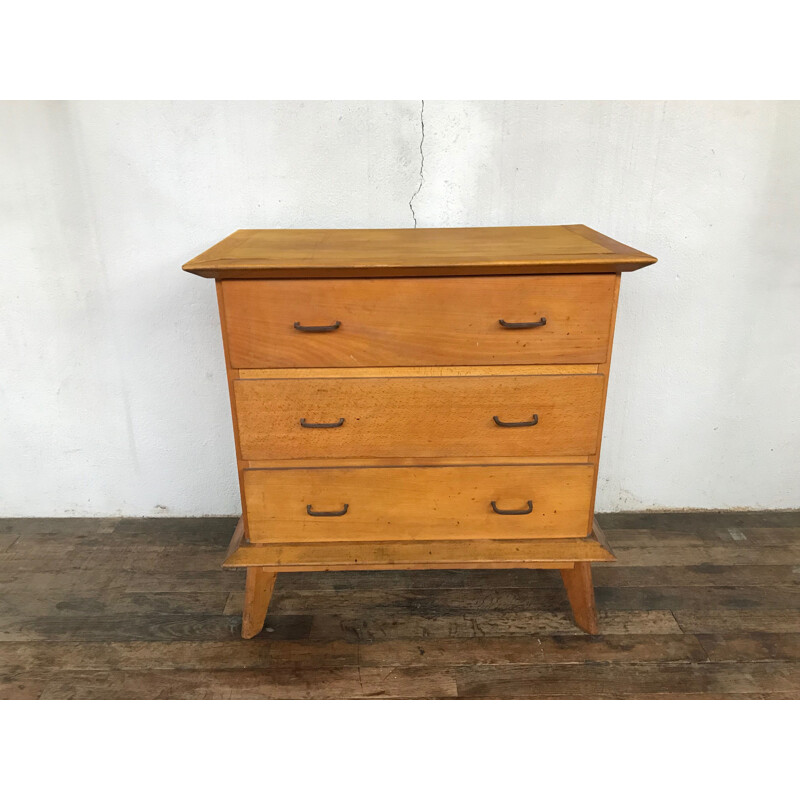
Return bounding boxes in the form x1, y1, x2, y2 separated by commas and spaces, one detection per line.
235, 373, 604, 460
244, 464, 594, 543
222, 275, 615, 368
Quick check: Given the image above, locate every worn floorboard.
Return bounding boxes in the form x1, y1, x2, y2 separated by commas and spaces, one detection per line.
0, 512, 798, 699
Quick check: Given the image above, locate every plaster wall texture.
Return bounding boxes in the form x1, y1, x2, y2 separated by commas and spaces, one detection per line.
1, 100, 798, 515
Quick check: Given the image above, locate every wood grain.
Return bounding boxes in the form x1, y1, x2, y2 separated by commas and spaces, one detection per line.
560, 562, 599, 634
223, 528, 614, 570
183, 225, 656, 280
216, 281, 251, 538
585, 272, 620, 531
609, 544, 800, 567
307, 610, 683, 641
223, 583, 800, 616
242, 568, 277, 639
234, 373, 604, 460
3, 513, 798, 698
221, 274, 616, 368
601, 510, 800, 531
241, 455, 592, 469
0, 634, 712, 671
453, 662, 800, 699
243, 464, 596, 543
356, 634, 708, 666
190, 226, 658, 638
236, 364, 599, 379
225, 517, 244, 560
25, 667, 459, 699
0, 612, 309, 642
672, 610, 800, 634
697, 633, 800, 663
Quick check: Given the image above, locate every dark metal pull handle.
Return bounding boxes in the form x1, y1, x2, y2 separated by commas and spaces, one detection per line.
491, 500, 533, 515
300, 418, 345, 428
294, 321, 341, 332
498, 317, 547, 329
306, 503, 349, 517
493, 414, 539, 428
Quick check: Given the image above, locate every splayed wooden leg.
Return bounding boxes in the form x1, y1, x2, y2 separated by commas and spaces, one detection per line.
560, 562, 599, 634
241, 567, 277, 639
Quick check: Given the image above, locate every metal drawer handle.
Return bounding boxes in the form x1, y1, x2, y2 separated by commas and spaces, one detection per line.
300, 417, 345, 428
493, 413, 539, 428
491, 500, 533, 515
294, 321, 341, 332
306, 504, 349, 517
498, 317, 547, 329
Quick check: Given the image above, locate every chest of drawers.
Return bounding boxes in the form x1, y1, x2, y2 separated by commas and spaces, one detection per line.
183, 225, 655, 638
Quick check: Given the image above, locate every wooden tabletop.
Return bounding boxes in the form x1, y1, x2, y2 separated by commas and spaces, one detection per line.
183, 225, 656, 279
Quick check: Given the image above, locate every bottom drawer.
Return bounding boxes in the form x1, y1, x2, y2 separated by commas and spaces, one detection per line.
243, 464, 594, 543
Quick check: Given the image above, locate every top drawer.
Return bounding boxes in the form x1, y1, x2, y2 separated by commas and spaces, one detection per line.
221, 275, 616, 369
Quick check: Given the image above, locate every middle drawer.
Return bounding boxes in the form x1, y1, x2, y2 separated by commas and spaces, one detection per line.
234, 373, 604, 461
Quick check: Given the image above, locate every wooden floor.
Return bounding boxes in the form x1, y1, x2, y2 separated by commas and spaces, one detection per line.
1, 512, 799, 699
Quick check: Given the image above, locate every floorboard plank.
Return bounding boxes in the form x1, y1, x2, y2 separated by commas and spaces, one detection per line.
594, 564, 800, 588
0, 591, 232, 618
610, 545, 800, 567
0, 613, 312, 642
0, 671, 49, 699
307, 610, 682, 642
605, 528, 800, 547
0, 640, 358, 671
697, 633, 800, 662
27, 666, 458, 699
0, 634, 709, 671
0, 569, 242, 594
454, 662, 800, 698
674, 610, 800, 634
0, 518, 119, 538
357, 634, 707, 666
598, 511, 800, 531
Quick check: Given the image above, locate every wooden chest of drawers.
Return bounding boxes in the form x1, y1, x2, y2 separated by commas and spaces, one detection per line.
183, 225, 655, 638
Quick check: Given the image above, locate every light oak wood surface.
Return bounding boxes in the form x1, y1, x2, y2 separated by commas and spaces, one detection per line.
182, 225, 656, 638
243, 464, 595, 543
234, 373, 604, 461
241, 567, 277, 639
236, 364, 600, 379
241, 455, 592, 469
221, 274, 616, 368
585, 273, 621, 531
183, 224, 656, 279
560, 562, 599, 634
215, 282, 251, 536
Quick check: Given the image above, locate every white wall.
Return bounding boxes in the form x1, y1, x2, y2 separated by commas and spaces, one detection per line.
1, 101, 798, 516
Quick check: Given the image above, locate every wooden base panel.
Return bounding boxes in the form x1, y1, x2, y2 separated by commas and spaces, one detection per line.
225, 517, 613, 637
224, 518, 614, 571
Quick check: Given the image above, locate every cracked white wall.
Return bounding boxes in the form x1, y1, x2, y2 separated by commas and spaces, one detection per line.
408, 100, 425, 227
1, 100, 798, 514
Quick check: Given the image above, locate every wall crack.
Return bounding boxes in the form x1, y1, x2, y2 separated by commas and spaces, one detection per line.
408, 100, 425, 228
